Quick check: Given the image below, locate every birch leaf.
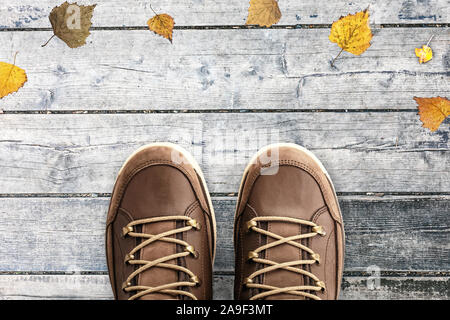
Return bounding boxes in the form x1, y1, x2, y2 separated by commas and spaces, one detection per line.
414, 96, 450, 132
246, 0, 282, 27
147, 13, 175, 43
0, 59, 27, 99
43, 2, 96, 48
329, 9, 373, 65
415, 45, 433, 64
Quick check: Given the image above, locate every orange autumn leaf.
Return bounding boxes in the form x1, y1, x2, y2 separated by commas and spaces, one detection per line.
0, 59, 27, 99
147, 13, 175, 43
415, 45, 433, 64
246, 0, 282, 27
414, 96, 450, 132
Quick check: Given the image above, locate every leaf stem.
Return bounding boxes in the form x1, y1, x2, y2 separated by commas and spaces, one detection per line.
13, 51, 18, 65
41, 34, 56, 47
331, 48, 344, 67
149, 4, 158, 16
426, 34, 434, 47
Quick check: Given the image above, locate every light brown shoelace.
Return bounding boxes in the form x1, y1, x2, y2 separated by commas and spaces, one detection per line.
244, 216, 327, 300
121, 215, 201, 300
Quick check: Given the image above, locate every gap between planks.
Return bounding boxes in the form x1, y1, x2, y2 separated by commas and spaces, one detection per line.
0, 109, 422, 114
1, 271, 449, 277
1, 192, 450, 198
0, 24, 449, 32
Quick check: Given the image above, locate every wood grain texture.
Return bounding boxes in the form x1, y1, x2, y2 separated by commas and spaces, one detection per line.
0, 0, 448, 301
0, 274, 448, 300
0, 29, 448, 111
0, 113, 448, 194
0, 0, 448, 28
340, 276, 450, 300
0, 196, 448, 272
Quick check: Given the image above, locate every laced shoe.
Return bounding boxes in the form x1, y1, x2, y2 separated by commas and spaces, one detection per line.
106, 143, 216, 300
234, 143, 345, 300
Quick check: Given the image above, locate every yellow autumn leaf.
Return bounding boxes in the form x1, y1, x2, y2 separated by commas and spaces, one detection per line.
147, 13, 175, 43
414, 96, 450, 132
246, 0, 281, 27
329, 9, 373, 65
0, 60, 27, 99
415, 45, 433, 64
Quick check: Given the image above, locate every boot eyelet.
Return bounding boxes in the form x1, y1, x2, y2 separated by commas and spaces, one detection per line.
311, 253, 321, 264
247, 251, 258, 261
246, 220, 257, 231
122, 226, 133, 237
316, 281, 326, 292
122, 281, 132, 291
124, 253, 135, 264
312, 225, 326, 236
191, 275, 202, 286
244, 277, 253, 286
186, 219, 201, 230
185, 245, 199, 258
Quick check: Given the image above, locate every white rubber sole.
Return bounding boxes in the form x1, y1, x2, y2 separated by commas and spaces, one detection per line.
117, 142, 217, 263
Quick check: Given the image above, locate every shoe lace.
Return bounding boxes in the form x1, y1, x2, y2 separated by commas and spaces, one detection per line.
244, 216, 327, 300
121, 215, 201, 300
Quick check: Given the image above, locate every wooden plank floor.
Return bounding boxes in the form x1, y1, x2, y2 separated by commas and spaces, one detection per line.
0, 29, 448, 111
1, 0, 448, 27
0, 0, 448, 300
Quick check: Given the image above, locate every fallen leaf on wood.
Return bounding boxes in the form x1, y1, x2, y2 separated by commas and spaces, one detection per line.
246, 0, 281, 27
415, 45, 433, 64
42, 1, 96, 48
147, 6, 175, 43
329, 8, 373, 66
414, 96, 449, 132
0, 53, 27, 99
415, 35, 434, 64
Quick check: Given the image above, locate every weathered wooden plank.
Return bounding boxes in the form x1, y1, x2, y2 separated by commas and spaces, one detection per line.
0, 196, 448, 272
0, 29, 448, 111
0, 0, 448, 28
340, 276, 450, 300
0, 274, 448, 300
0, 113, 448, 193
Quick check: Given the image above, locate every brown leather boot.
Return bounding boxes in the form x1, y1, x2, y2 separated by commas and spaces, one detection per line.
106, 143, 216, 300
234, 143, 345, 300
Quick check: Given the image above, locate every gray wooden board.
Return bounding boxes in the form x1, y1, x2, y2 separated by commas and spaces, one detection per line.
0, 196, 448, 272
0, 0, 448, 28
0, 113, 448, 194
0, 29, 448, 111
0, 274, 448, 300
0, 0, 449, 301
